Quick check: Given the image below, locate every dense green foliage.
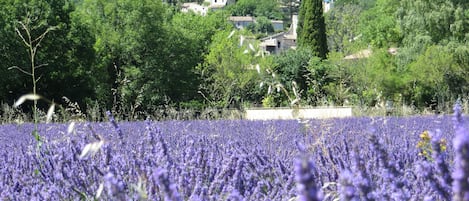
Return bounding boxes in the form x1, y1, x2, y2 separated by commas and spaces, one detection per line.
1, 0, 469, 118
0, 0, 97, 109
326, 0, 469, 111
227, 0, 284, 20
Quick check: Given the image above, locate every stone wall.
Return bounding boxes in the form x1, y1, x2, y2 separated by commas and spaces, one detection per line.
245, 107, 352, 120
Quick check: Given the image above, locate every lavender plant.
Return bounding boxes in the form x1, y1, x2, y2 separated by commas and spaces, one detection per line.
0, 109, 467, 200
452, 102, 469, 201
295, 143, 323, 201
430, 129, 452, 199
338, 169, 360, 201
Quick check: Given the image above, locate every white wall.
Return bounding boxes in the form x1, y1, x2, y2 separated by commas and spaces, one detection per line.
245, 107, 352, 120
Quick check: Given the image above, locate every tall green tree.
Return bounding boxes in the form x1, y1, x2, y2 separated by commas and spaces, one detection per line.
406, 45, 467, 109
160, 11, 233, 107
325, 3, 363, 53
297, 0, 328, 59
360, 0, 400, 48
0, 0, 98, 110
395, 0, 469, 109
0, 1, 25, 103
77, 0, 168, 112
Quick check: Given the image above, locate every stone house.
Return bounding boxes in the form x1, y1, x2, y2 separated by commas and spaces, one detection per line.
181, 2, 209, 16
181, 0, 234, 15
259, 15, 298, 54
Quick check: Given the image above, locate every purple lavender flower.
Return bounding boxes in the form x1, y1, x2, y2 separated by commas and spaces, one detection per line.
369, 134, 409, 200
152, 168, 182, 201
226, 187, 245, 201
106, 111, 124, 141
145, 120, 173, 168
294, 143, 322, 201
350, 150, 375, 201
104, 172, 126, 201
452, 101, 469, 201
429, 129, 452, 199
339, 169, 360, 201
416, 160, 448, 200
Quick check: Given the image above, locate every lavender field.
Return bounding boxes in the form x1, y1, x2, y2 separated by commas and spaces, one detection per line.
1, 106, 468, 200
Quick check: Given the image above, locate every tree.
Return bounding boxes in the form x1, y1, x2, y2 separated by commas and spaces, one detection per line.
77, 0, 168, 112
197, 30, 265, 108
157, 11, 233, 108
398, 0, 456, 47
297, 0, 328, 59
0, 0, 98, 111
407, 45, 469, 110
0, 1, 26, 103
273, 48, 313, 104
394, 0, 469, 110
334, 0, 375, 9
247, 16, 274, 34
227, 0, 284, 20
325, 3, 363, 53
347, 48, 404, 107
359, 0, 400, 48
280, 0, 301, 26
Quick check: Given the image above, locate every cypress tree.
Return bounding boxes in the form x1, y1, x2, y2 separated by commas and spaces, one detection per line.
297, 0, 328, 59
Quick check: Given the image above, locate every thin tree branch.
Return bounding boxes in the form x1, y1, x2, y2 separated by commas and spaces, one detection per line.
14, 26, 31, 48
34, 63, 48, 69
8, 66, 32, 76
19, 21, 32, 44
33, 26, 56, 49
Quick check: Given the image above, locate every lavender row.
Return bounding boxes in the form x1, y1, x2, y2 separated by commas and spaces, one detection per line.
0, 112, 465, 200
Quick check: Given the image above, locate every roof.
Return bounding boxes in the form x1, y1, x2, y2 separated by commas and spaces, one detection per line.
261, 38, 278, 46
344, 49, 372, 60
229, 16, 255, 22
209, 4, 226, 9
260, 31, 287, 40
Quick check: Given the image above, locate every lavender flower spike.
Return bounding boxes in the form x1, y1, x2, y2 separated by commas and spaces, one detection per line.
153, 168, 182, 201
430, 129, 451, 200
104, 172, 126, 201
106, 111, 124, 141
452, 101, 469, 201
295, 142, 322, 201
350, 150, 374, 201
339, 169, 360, 201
